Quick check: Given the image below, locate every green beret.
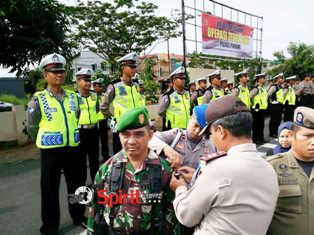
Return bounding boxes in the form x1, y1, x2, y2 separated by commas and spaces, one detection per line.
117, 107, 150, 132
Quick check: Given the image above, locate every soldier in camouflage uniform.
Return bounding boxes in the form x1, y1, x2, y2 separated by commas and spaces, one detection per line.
87, 107, 179, 235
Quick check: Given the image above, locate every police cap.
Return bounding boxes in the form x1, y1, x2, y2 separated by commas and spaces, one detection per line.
39, 53, 66, 72
117, 52, 138, 67
294, 107, 314, 129
75, 68, 93, 80
169, 67, 186, 80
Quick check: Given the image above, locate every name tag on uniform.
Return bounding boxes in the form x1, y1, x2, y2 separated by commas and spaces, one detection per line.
46, 108, 57, 113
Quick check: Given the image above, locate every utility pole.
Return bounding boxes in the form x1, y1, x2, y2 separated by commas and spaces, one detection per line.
181, 0, 187, 72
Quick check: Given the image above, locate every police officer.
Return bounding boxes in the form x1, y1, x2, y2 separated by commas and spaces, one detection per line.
298, 73, 314, 108
221, 77, 229, 95
170, 95, 279, 235
100, 52, 143, 154
268, 72, 285, 137
250, 72, 268, 144
188, 80, 196, 96
76, 69, 100, 184
149, 104, 216, 170
203, 69, 224, 103
158, 66, 190, 130
137, 79, 146, 106
267, 106, 314, 235
232, 69, 251, 108
93, 78, 110, 162
87, 107, 178, 235
283, 75, 297, 122
191, 77, 207, 106
27, 53, 86, 234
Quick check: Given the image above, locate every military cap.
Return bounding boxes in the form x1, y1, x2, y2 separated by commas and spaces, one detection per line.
193, 104, 209, 129
286, 75, 296, 81
207, 69, 221, 80
221, 77, 228, 82
116, 107, 150, 132
294, 106, 314, 129
199, 95, 250, 135
75, 68, 93, 80
169, 66, 186, 79
117, 52, 138, 67
273, 72, 284, 80
39, 53, 66, 72
92, 78, 104, 84
235, 69, 248, 77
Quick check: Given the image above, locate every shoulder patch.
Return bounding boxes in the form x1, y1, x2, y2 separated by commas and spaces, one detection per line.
200, 151, 227, 162
266, 154, 283, 162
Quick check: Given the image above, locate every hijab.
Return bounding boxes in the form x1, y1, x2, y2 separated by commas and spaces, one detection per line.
272, 121, 293, 154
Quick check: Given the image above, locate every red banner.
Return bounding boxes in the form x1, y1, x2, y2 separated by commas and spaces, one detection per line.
202, 13, 254, 58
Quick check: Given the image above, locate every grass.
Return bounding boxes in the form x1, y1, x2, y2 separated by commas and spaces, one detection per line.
0, 94, 29, 106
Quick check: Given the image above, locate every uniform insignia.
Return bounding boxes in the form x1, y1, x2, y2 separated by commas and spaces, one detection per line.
296, 112, 304, 125
278, 163, 293, 177
174, 95, 180, 103
200, 151, 227, 163
118, 86, 127, 95
91, 94, 97, 101
28, 107, 35, 114
52, 54, 60, 62
138, 114, 144, 124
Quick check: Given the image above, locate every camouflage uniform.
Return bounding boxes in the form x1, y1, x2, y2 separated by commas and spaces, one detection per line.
87, 149, 179, 234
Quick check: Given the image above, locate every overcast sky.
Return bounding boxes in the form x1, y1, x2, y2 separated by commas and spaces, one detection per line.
143, 0, 314, 60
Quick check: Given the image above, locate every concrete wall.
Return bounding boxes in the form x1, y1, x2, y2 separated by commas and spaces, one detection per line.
0, 105, 28, 146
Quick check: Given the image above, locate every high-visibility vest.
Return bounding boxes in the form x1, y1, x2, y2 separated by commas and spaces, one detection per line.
77, 91, 98, 125
165, 90, 190, 129
35, 89, 80, 149
97, 93, 105, 121
252, 86, 268, 109
113, 81, 143, 122
236, 85, 250, 107
284, 86, 296, 105
140, 94, 146, 107
196, 89, 206, 105
211, 88, 224, 101
271, 84, 284, 104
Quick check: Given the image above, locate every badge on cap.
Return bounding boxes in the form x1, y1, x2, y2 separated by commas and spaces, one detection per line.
296, 112, 304, 125
138, 114, 145, 124
52, 54, 60, 62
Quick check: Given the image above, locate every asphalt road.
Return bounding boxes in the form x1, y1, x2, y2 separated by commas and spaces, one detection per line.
0, 118, 277, 235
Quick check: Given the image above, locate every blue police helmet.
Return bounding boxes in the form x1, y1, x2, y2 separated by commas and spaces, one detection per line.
193, 104, 209, 129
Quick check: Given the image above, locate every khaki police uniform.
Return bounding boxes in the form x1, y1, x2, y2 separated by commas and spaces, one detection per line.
27, 53, 86, 234
232, 69, 251, 108
299, 79, 314, 108
172, 95, 279, 235
148, 128, 215, 169
267, 106, 314, 235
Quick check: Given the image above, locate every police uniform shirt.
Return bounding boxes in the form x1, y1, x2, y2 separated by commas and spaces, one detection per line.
267, 150, 314, 235
190, 91, 198, 104
202, 87, 223, 103
299, 81, 314, 95
148, 128, 215, 169
249, 86, 259, 99
173, 143, 279, 235
27, 89, 79, 140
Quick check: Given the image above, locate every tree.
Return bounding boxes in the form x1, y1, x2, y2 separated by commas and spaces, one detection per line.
73, 0, 181, 72
0, 0, 78, 75
271, 42, 314, 78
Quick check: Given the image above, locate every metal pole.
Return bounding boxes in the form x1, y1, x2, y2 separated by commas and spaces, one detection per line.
181, 0, 187, 70
167, 39, 171, 74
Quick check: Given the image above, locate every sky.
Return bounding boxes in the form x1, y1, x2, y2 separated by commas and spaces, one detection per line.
142, 0, 314, 60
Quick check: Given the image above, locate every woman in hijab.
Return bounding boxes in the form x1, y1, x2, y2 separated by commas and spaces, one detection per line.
267, 121, 293, 156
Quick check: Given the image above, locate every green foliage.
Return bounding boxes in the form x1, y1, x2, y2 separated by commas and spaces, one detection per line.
138, 58, 160, 101
92, 69, 117, 89
73, 0, 181, 72
271, 42, 314, 79
0, 0, 78, 75
0, 94, 28, 106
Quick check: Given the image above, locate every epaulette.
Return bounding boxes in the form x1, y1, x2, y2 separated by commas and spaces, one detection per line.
200, 151, 227, 163
110, 79, 121, 85
266, 154, 283, 162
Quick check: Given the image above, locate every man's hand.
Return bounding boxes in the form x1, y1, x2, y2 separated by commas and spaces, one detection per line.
170, 171, 187, 192
163, 146, 182, 169
178, 166, 195, 184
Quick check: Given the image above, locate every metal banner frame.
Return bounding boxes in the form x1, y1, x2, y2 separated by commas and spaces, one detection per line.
182, 0, 263, 61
